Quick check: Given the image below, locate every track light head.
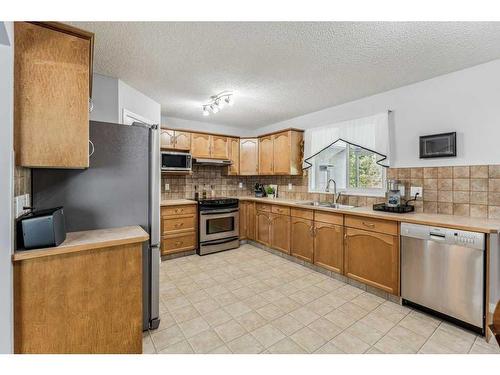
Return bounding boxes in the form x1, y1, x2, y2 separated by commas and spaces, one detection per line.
225, 95, 234, 106
202, 106, 209, 116
211, 104, 219, 114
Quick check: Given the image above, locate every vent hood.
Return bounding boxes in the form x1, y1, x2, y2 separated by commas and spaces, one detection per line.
193, 158, 232, 166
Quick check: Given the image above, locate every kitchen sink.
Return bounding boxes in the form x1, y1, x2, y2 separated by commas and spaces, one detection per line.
298, 201, 355, 209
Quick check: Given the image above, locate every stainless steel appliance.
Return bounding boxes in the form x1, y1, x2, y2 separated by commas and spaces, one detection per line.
198, 198, 239, 255
32, 121, 161, 331
161, 151, 192, 171
401, 222, 485, 334
193, 158, 231, 166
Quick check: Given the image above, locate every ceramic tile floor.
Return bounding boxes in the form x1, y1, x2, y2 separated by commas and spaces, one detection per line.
143, 244, 500, 354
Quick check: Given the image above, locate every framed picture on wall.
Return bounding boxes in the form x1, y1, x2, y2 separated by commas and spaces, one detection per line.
419, 132, 456, 158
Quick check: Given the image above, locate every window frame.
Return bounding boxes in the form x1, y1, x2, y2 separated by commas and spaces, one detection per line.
307, 143, 386, 198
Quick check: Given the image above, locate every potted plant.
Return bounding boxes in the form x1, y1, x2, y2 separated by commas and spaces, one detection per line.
265, 186, 276, 199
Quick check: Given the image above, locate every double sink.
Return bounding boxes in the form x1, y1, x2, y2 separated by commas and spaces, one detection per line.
297, 201, 355, 210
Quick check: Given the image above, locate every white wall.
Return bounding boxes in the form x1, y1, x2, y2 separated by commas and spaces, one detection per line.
119, 80, 161, 125
257, 59, 500, 168
0, 21, 14, 354
90, 74, 161, 126
162, 116, 254, 137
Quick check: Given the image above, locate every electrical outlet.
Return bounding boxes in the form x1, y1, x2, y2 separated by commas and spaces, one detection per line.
399, 186, 405, 196
164, 183, 170, 191
238, 182, 243, 188
410, 186, 422, 198
288, 183, 293, 190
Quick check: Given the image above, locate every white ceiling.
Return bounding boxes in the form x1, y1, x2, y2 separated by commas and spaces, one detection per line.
71, 22, 500, 129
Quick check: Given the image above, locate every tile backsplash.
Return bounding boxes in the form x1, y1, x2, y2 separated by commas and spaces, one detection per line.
162, 164, 500, 219
14, 166, 31, 197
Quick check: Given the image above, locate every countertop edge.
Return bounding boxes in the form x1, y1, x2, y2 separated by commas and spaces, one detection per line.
13, 226, 149, 262
161, 199, 197, 206
236, 197, 500, 234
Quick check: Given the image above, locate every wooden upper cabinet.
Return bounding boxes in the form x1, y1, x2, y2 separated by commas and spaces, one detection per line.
191, 133, 211, 158
344, 227, 399, 295
227, 138, 240, 175
270, 213, 290, 254
211, 135, 229, 159
14, 22, 94, 168
290, 217, 314, 263
258, 130, 304, 176
259, 136, 274, 175
240, 138, 259, 175
160, 129, 175, 149
314, 222, 343, 274
174, 131, 191, 150
273, 131, 291, 174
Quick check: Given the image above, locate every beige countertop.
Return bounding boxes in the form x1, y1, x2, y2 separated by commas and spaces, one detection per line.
237, 196, 500, 234
13, 225, 149, 261
161, 199, 197, 206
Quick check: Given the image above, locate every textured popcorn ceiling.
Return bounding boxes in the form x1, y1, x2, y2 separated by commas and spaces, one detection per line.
71, 22, 500, 129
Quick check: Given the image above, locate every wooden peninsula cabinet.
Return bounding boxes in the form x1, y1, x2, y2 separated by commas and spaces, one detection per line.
14, 22, 94, 168
13, 226, 148, 354
344, 215, 399, 295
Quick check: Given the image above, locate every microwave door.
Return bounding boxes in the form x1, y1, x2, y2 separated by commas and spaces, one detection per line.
161, 152, 192, 171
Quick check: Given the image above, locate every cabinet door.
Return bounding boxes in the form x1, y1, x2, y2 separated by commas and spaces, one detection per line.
191, 133, 211, 158
258, 135, 274, 175
14, 22, 92, 168
256, 211, 271, 246
270, 213, 290, 254
240, 138, 259, 175
239, 202, 248, 239
273, 131, 291, 174
290, 217, 314, 263
344, 227, 399, 295
211, 135, 229, 159
227, 138, 240, 175
160, 129, 175, 149
314, 222, 343, 274
247, 202, 256, 240
174, 131, 191, 150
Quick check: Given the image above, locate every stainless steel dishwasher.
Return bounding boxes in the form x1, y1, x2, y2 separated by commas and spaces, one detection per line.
401, 222, 486, 334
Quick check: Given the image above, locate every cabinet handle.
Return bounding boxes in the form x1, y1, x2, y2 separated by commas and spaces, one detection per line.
175, 241, 183, 246
174, 223, 184, 228
362, 221, 375, 228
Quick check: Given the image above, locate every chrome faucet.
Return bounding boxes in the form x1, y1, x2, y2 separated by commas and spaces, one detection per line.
325, 178, 341, 204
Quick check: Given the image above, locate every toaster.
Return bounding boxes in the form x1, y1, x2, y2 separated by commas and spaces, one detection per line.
17, 207, 67, 250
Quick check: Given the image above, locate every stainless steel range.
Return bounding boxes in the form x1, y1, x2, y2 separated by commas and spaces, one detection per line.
197, 198, 239, 255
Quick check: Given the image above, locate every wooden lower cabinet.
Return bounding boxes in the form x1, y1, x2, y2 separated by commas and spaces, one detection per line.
256, 210, 271, 246
240, 201, 248, 240
270, 213, 290, 254
161, 204, 197, 255
313, 222, 343, 274
290, 217, 314, 263
247, 202, 256, 240
344, 227, 399, 295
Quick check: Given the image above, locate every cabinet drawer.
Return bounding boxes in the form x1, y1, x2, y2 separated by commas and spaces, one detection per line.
345, 215, 398, 236
162, 205, 197, 217
272, 205, 290, 215
314, 211, 343, 225
162, 233, 196, 254
163, 216, 196, 234
256, 203, 271, 212
290, 207, 314, 220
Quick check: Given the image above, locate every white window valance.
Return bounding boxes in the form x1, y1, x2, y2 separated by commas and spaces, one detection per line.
303, 111, 390, 169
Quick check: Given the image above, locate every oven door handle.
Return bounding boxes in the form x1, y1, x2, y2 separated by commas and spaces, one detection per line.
200, 208, 239, 215
201, 236, 240, 246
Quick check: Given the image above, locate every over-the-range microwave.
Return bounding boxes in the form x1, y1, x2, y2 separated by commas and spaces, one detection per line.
161, 151, 192, 172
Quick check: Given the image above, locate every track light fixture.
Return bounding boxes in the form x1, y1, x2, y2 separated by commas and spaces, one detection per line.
201, 91, 234, 116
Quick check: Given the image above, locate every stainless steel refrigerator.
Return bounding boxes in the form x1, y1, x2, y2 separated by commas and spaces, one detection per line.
32, 120, 161, 331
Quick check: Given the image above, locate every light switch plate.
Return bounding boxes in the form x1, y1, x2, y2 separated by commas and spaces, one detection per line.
410, 186, 422, 198
288, 183, 293, 190
164, 183, 170, 191
14, 194, 30, 218
238, 182, 243, 188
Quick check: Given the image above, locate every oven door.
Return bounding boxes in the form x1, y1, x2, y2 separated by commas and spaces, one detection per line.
200, 208, 239, 242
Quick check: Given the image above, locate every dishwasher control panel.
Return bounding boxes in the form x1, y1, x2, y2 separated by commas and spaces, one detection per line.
400, 222, 485, 250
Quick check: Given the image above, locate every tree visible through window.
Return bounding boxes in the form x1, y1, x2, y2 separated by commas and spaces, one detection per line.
308, 142, 385, 195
